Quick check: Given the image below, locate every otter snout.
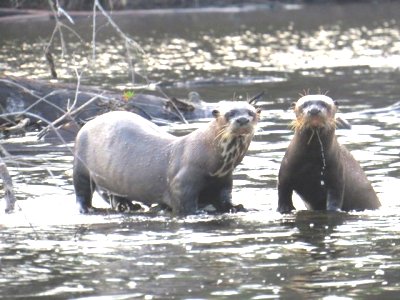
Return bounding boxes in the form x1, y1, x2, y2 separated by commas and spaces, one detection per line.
308, 107, 321, 116
235, 116, 250, 125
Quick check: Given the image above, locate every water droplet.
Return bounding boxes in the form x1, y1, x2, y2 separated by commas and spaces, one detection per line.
355, 262, 364, 268
375, 269, 385, 276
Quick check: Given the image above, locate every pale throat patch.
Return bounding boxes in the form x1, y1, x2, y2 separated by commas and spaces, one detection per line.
210, 135, 251, 177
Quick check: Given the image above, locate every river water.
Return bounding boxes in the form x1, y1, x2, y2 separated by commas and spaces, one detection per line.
1, 2, 400, 299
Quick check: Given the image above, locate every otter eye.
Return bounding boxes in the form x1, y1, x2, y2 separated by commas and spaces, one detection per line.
248, 110, 256, 117
316, 100, 329, 108
302, 100, 329, 110
226, 109, 237, 119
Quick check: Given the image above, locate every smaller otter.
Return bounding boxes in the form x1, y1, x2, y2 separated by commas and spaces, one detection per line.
277, 95, 381, 213
73, 101, 261, 216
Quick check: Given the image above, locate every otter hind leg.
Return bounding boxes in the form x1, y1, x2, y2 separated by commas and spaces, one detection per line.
73, 170, 96, 214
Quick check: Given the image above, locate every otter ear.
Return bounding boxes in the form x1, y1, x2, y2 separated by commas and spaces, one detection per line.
212, 109, 220, 118
334, 100, 339, 107
290, 102, 296, 110
256, 107, 262, 115
248, 91, 264, 106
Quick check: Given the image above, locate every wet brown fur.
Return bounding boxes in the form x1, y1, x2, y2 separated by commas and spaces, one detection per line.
73, 102, 261, 216
278, 94, 380, 213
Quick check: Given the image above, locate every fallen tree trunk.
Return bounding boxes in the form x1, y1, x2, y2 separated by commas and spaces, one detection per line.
0, 76, 216, 142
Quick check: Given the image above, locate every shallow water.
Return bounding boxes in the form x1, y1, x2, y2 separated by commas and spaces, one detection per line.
1, 2, 400, 299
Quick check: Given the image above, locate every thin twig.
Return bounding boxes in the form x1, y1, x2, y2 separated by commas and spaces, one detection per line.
94, 0, 144, 55
1, 112, 73, 152
156, 86, 188, 124
92, 1, 97, 63
37, 92, 106, 139
47, 0, 66, 57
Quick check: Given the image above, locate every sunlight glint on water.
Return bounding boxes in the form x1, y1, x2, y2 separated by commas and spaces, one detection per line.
1, 2, 400, 299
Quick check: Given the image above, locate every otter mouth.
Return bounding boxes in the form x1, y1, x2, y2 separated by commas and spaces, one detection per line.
291, 115, 332, 132
231, 124, 254, 136
306, 115, 326, 128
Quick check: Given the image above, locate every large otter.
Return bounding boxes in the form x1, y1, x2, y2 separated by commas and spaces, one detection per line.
277, 95, 381, 213
73, 101, 261, 216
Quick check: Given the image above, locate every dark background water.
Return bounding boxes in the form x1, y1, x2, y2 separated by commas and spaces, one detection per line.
1, 2, 400, 299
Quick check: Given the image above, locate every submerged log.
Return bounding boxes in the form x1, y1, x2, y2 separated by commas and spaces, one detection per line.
0, 76, 217, 142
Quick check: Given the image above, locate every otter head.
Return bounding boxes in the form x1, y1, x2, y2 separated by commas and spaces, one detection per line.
212, 101, 261, 138
209, 101, 261, 177
292, 95, 337, 132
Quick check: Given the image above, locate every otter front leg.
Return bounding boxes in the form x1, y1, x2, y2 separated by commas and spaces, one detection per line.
216, 188, 247, 213
327, 190, 343, 211
326, 166, 345, 211
168, 168, 200, 216
277, 180, 295, 213
213, 177, 246, 213
213, 186, 233, 212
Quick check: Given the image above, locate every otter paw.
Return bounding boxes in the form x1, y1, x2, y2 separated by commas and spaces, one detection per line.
79, 206, 98, 214
327, 206, 342, 212
114, 199, 143, 213
115, 201, 131, 212
277, 204, 295, 214
231, 204, 247, 213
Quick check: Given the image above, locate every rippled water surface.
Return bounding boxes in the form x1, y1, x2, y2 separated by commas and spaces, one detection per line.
1, 2, 400, 299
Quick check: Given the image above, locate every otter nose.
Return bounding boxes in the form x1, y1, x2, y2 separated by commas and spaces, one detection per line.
309, 108, 320, 116
236, 117, 250, 125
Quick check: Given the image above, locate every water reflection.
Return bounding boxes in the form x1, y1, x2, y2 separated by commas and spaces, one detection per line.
1, 2, 400, 299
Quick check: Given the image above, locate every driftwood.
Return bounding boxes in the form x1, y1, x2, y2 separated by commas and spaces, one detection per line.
0, 76, 218, 142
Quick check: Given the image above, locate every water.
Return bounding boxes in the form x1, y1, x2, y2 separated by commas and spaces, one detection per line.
1, 2, 400, 299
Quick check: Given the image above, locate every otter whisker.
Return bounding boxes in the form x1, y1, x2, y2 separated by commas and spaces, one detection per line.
299, 89, 310, 97
291, 118, 305, 132
214, 125, 228, 142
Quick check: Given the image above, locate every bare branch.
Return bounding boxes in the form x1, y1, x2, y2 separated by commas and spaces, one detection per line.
47, 0, 67, 56
92, 1, 97, 63
0, 155, 16, 213
94, 0, 144, 55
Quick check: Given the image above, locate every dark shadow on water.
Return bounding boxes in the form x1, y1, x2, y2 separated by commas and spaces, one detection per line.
281, 210, 357, 256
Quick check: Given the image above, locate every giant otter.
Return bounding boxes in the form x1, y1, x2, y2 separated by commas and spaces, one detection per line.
277, 95, 381, 213
73, 101, 261, 216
